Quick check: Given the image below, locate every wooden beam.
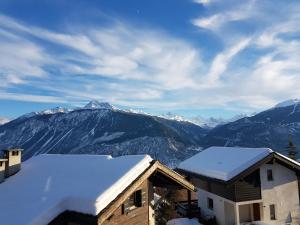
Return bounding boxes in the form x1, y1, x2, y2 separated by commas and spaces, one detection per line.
156, 162, 195, 191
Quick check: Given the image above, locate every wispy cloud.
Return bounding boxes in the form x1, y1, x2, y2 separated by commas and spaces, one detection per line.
192, 1, 256, 31
205, 37, 251, 85
0, 14, 202, 105
1, 0, 300, 115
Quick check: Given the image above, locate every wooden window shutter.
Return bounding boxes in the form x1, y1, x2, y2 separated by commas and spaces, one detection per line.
142, 189, 147, 206
123, 197, 131, 214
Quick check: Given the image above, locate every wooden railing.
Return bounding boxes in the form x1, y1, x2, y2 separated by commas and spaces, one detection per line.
175, 200, 200, 218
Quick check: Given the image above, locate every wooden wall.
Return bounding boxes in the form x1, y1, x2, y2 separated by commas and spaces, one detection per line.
101, 179, 149, 225
190, 169, 262, 202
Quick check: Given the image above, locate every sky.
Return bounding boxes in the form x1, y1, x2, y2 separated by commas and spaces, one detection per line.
1, 0, 300, 119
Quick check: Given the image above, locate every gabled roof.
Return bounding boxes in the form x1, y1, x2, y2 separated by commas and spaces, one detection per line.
98, 160, 195, 224
0, 154, 194, 225
178, 146, 300, 183
0, 154, 152, 225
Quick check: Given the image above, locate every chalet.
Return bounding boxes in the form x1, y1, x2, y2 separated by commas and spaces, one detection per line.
177, 146, 300, 225
0, 148, 22, 183
0, 152, 195, 225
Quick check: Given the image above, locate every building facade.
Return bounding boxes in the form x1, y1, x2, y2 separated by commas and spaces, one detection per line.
178, 147, 300, 225
0, 148, 22, 183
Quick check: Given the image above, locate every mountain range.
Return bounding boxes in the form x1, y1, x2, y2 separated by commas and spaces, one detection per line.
0, 99, 299, 165
0, 101, 207, 166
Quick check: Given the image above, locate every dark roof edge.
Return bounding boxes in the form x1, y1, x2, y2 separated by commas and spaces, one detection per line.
175, 168, 227, 184
273, 152, 300, 171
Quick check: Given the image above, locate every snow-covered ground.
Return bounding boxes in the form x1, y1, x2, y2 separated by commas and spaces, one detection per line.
167, 218, 203, 225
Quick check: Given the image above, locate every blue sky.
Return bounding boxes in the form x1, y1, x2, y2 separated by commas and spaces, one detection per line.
1, 0, 300, 119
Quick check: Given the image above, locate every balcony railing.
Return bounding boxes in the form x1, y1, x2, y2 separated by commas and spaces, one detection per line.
175, 200, 200, 218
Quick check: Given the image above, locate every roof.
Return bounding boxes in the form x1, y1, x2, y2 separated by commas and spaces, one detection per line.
178, 146, 273, 181
2, 148, 24, 151
0, 154, 152, 225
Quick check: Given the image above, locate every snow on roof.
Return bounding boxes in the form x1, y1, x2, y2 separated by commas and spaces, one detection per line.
0, 154, 152, 225
178, 146, 273, 181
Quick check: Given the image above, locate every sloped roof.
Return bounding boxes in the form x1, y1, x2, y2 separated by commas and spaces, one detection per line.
0, 154, 152, 225
178, 146, 273, 181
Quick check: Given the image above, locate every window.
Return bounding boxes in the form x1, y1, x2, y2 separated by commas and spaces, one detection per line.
270, 204, 276, 220
0, 162, 2, 167
267, 169, 273, 181
134, 190, 142, 207
121, 204, 125, 214
12, 151, 19, 156
207, 197, 214, 210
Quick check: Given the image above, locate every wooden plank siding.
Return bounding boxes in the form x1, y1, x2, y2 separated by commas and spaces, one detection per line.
190, 169, 262, 202
191, 177, 236, 201
102, 180, 149, 225
234, 169, 261, 202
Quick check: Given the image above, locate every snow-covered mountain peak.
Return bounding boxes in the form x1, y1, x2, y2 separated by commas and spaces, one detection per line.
274, 99, 300, 108
41, 107, 70, 115
160, 112, 191, 123
0, 117, 10, 125
83, 100, 115, 110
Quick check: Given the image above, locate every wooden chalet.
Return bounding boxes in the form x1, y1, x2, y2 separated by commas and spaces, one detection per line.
0, 154, 196, 225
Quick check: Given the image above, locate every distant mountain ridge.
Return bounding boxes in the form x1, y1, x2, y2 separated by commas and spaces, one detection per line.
0, 101, 207, 166
1, 99, 300, 165
202, 100, 300, 156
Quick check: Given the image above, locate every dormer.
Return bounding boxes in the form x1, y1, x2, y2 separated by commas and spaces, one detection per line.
3, 149, 22, 178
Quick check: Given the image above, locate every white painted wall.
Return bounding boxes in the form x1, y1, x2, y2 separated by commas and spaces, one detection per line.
239, 204, 251, 222
260, 162, 300, 224
197, 188, 227, 225
224, 201, 235, 225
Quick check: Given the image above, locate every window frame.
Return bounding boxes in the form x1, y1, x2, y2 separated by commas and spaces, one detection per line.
133, 189, 142, 208
207, 197, 214, 210
269, 204, 276, 220
267, 169, 274, 181
12, 151, 19, 156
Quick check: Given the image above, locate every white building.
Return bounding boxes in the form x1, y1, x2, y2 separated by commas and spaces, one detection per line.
177, 147, 300, 225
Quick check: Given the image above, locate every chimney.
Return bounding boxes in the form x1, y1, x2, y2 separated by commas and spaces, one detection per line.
3, 149, 22, 178
0, 159, 7, 183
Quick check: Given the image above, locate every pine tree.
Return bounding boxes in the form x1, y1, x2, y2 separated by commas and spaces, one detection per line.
155, 189, 176, 225
286, 140, 297, 160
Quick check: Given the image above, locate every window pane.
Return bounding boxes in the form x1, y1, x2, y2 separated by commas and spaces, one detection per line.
267, 170, 273, 181
207, 198, 213, 210
270, 204, 276, 220
134, 190, 142, 207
